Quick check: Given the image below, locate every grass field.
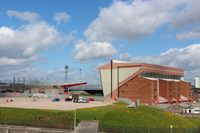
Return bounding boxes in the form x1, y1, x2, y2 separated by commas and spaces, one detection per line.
0, 102, 200, 132
0, 107, 74, 129
77, 102, 200, 132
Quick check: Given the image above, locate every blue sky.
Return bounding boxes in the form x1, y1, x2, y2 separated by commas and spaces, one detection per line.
0, 0, 200, 84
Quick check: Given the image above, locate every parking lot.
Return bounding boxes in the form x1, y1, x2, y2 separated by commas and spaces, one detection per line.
0, 97, 113, 110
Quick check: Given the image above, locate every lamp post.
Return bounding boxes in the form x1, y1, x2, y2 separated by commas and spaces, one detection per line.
111, 60, 113, 99
65, 65, 69, 82
79, 68, 82, 82
74, 104, 77, 133
65, 65, 69, 93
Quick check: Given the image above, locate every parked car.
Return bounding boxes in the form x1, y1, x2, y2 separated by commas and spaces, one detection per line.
52, 98, 60, 102
88, 98, 95, 101
190, 107, 200, 114
65, 97, 72, 102
78, 97, 89, 103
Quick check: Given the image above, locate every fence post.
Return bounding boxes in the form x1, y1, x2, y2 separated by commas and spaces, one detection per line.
170, 125, 173, 133
5, 128, 9, 133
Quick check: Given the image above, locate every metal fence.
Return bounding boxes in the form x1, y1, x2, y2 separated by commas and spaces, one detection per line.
100, 125, 200, 133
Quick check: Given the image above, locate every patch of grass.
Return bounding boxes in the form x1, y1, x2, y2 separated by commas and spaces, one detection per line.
1, 102, 200, 132
0, 107, 74, 129
76, 102, 198, 129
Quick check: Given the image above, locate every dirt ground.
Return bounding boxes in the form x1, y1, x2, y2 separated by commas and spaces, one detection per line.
0, 97, 113, 110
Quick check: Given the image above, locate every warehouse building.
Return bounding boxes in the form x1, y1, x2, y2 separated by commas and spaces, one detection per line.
99, 60, 191, 104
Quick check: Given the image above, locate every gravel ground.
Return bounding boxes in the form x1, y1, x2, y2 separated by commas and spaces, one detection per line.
0, 97, 113, 110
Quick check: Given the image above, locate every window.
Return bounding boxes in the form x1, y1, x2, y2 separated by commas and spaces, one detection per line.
140, 72, 181, 80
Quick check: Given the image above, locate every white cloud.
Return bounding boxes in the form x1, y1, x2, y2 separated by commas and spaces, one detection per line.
119, 44, 200, 82
172, 0, 200, 27
0, 22, 58, 59
119, 53, 133, 61
7, 10, 40, 22
72, 0, 200, 62
53, 12, 71, 25
0, 10, 76, 84
0, 56, 38, 67
0, 10, 73, 67
73, 41, 117, 61
85, 0, 200, 42
176, 29, 200, 40
85, 0, 184, 42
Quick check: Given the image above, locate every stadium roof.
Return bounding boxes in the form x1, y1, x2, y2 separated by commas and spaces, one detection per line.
61, 82, 87, 88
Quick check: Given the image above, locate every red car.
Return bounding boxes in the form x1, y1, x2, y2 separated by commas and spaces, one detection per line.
88, 98, 95, 101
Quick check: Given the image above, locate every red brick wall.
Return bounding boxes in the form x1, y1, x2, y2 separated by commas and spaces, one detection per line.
178, 81, 191, 98
168, 81, 177, 102
159, 80, 178, 102
116, 76, 191, 104
159, 79, 169, 100
119, 76, 156, 104
159, 80, 190, 103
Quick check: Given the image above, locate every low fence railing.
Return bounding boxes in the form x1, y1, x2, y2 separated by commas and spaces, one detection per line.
100, 125, 200, 133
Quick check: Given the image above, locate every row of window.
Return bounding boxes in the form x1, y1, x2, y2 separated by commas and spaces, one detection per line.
140, 72, 181, 80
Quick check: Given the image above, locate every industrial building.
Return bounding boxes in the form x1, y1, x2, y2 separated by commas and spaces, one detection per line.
99, 60, 191, 104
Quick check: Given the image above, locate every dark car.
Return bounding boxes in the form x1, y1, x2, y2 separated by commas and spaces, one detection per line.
52, 98, 60, 102
65, 97, 72, 102
88, 98, 95, 101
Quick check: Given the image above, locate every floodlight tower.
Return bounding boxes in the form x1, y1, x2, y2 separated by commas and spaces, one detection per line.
13, 77, 16, 86
18, 77, 20, 84
79, 68, 82, 82
65, 65, 69, 82
23, 77, 25, 85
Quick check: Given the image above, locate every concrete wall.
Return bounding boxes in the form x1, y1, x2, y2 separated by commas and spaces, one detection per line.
30, 85, 63, 94
0, 124, 72, 133
100, 67, 139, 97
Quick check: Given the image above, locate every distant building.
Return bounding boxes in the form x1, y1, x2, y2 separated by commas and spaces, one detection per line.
99, 60, 191, 104
194, 76, 200, 88
30, 84, 62, 94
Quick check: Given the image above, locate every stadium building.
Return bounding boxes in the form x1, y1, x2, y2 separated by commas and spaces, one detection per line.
99, 60, 191, 104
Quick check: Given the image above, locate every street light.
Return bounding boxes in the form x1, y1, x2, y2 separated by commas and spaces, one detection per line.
65, 65, 69, 82
74, 103, 77, 133
79, 68, 82, 82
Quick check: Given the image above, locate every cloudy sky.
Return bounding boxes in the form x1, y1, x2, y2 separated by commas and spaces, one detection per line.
0, 0, 200, 84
